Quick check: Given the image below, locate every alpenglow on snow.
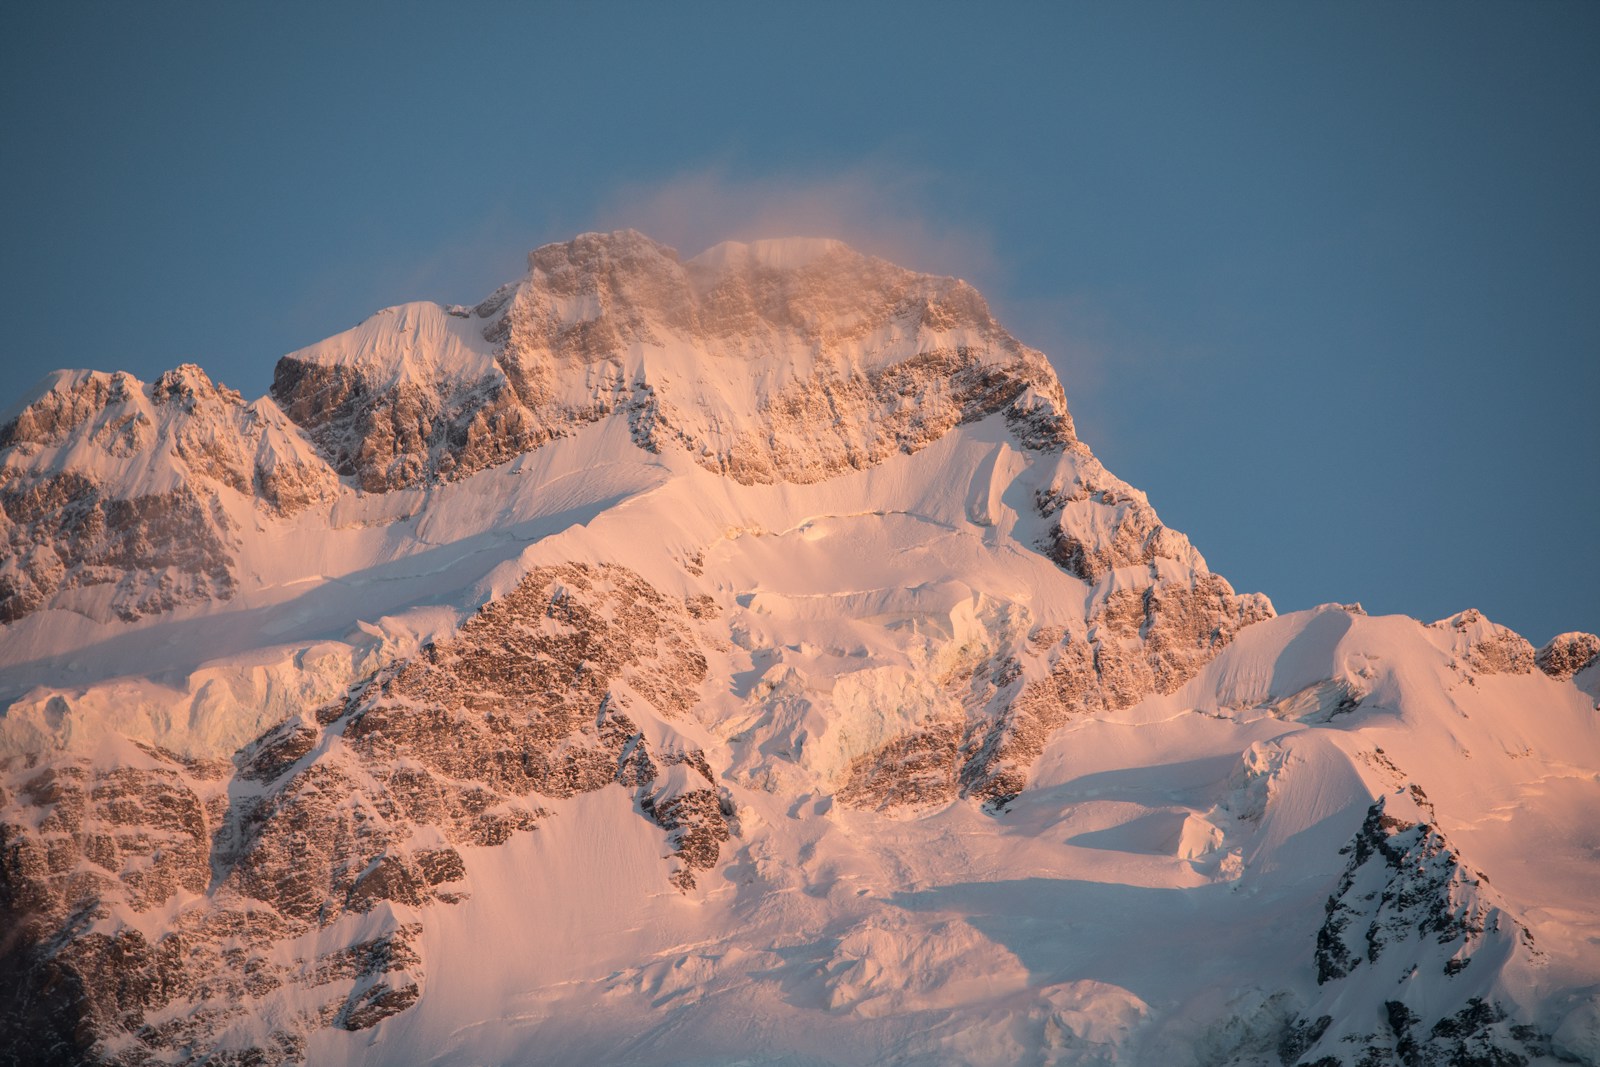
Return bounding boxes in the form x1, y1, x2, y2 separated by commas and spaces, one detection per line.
1, 232, 1597, 1066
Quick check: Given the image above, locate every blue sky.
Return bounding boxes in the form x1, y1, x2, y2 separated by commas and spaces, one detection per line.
2, 2, 1596, 643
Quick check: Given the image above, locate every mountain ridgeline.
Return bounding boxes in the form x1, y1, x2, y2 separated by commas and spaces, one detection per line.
0, 233, 1596, 1067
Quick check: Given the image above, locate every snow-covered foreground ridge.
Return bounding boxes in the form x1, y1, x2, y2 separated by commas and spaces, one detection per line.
0, 231, 1596, 1066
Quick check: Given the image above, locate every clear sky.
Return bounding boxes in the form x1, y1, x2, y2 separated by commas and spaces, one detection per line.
2, 2, 1596, 644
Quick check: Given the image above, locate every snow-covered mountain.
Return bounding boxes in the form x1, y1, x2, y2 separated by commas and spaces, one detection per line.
1, 232, 1596, 1067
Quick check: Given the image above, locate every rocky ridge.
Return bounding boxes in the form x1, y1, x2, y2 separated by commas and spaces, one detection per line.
270, 231, 1071, 494
1, 233, 1071, 630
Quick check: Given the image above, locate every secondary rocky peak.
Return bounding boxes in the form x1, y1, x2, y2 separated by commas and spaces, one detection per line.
1537, 631, 1600, 681
0, 363, 336, 625
152, 363, 242, 410
0, 369, 148, 451
1430, 608, 1536, 675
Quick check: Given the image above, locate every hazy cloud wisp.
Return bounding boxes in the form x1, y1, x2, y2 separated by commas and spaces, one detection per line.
590, 164, 998, 283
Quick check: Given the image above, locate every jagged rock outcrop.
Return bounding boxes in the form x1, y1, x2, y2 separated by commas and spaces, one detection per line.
309, 561, 725, 888
1290, 790, 1544, 1067
1433, 609, 1537, 676
0, 468, 236, 624
1536, 631, 1600, 681
270, 318, 548, 494
964, 572, 1272, 803
1033, 459, 1202, 583
0, 743, 299, 1067
1314, 791, 1515, 985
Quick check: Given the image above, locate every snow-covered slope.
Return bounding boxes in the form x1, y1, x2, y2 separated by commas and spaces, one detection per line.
1, 232, 1595, 1067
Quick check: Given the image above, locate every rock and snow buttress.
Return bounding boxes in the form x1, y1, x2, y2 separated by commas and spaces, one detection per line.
1, 232, 1597, 1067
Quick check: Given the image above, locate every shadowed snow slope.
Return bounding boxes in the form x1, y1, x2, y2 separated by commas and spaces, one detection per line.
0, 232, 1595, 1067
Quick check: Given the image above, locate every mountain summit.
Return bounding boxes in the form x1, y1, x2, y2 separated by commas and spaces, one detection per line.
270, 230, 1070, 492
1, 233, 1596, 1066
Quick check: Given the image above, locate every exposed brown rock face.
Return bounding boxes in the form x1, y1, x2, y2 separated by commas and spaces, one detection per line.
1436, 609, 1537, 676
0, 744, 262, 1067
303, 561, 725, 890
0, 365, 336, 625
1536, 631, 1600, 680
1034, 470, 1196, 583
269, 354, 548, 494
975, 573, 1272, 804
0, 470, 237, 623
694, 349, 1060, 486
0, 563, 728, 1065
837, 723, 964, 810
0, 372, 234, 623
2, 372, 150, 453
837, 572, 1272, 811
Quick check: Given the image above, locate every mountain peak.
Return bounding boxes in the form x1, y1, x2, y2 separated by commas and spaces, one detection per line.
268, 231, 1070, 493
526, 227, 679, 273
2, 231, 1595, 1067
